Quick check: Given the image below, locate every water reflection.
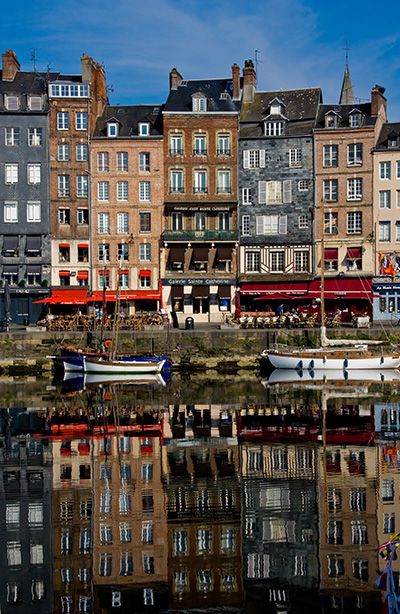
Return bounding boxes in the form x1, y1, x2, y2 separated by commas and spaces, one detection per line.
0, 374, 399, 612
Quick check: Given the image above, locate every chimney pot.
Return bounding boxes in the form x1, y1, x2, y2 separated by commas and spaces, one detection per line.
2, 49, 20, 81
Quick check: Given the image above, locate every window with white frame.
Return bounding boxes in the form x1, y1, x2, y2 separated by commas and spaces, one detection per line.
347, 211, 362, 234
143, 589, 154, 606
76, 112, 87, 130
117, 212, 129, 233
325, 113, 338, 128
258, 180, 292, 204
142, 522, 154, 544
5, 96, 19, 110
140, 272, 151, 288
323, 144, 338, 166
380, 161, 391, 179
170, 170, 183, 193
194, 134, 207, 155
76, 143, 88, 161
218, 133, 230, 155
246, 251, 260, 272
171, 212, 183, 230
120, 522, 132, 543
98, 243, 110, 262
379, 221, 391, 242
193, 97, 207, 112
139, 122, 149, 136
289, 148, 302, 167
265, 121, 284, 136
107, 122, 118, 137
270, 251, 285, 272
77, 208, 88, 225
194, 170, 207, 193
256, 214, 287, 235
27, 201, 41, 222
140, 244, 151, 261
139, 152, 150, 172
348, 143, 363, 166
119, 272, 129, 288
294, 250, 309, 272
118, 243, 129, 261
380, 190, 391, 208
218, 212, 229, 230
242, 187, 252, 204
98, 182, 109, 201
117, 181, 128, 201
28, 96, 42, 110
58, 208, 70, 225
57, 112, 69, 130
195, 211, 206, 231
117, 152, 128, 172
77, 175, 88, 197
5, 164, 18, 184
397, 161, 400, 179
324, 212, 338, 234
173, 529, 188, 555
396, 222, 400, 242
28, 128, 42, 146
5, 127, 19, 146
170, 133, 183, 155
6, 504, 20, 527
347, 178, 362, 200
139, 181, 150, 201
58, 143, 69, 161
98, 213, 110, 234
323, 179, 338, 201
243, 149, 265, 169
97, 152, 109, 172
350, 112, 361, 127
99, 272, 110, 289
298, 214, 309, 228
242, 215, 250, 235
58, 175, 70, 197
217, 170, 231, 193
49, 83, 90, 97
298, 180, 309, 191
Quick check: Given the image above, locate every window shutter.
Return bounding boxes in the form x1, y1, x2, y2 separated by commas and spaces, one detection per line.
258, 181, 267, 205
279, 215, 287, 234
243, 150, 250, 169
256, 216, 264, 235
259, 149, 266, 168
283, 180, 292, 203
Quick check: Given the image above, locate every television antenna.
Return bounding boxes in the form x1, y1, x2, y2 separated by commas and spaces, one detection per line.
254, 50, 263, 83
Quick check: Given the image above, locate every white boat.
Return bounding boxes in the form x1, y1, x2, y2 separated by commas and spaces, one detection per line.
262, 346, 400, 371
83, 356, 166, 374
84, 372, 167, 387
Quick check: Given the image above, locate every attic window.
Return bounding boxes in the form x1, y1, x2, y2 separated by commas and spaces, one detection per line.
220, 92, 228, 100
117, 108, 123, 113
270, 102, 282, 115
179, 80, 188, 87
107, 122, 118, 137
139, 122, 150, 136
325, 114, 338, 128
388, 136, 399, 148
265, 121, 284, 137
152, 107, 159, 114
28, 96, 42, 111
193, 97, 207, 113
5, 96, 19, 111
350, 113, 361, 127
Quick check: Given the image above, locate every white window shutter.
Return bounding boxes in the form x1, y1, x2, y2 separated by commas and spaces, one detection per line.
283, 180, 292, 203
258, 181, 267, 205
259, 149, 266, 168
243, 150, 250, 169
279, 215, 288, 234
256, 216, 264, 235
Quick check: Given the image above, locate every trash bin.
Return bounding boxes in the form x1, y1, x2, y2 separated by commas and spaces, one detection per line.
185, 317, 194, 330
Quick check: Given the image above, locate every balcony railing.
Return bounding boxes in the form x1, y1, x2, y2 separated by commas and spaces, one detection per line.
169, 149, 184, 156
169, 186, 185, 194
193, 187, 208, 194
193, 149, 207, 156
217, 149, 231, 156
216, 187, 232, 194
164, 229, 238, 242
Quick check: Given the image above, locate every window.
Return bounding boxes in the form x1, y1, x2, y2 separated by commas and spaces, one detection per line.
78, 245, 88, 262
117, 152, 128, 172
396, 222, 400, 242
350, 112, 361, 127
324, 212, 338, 234
119, 493, 131, 514
194, 134, 207, 155
120, 522, 132, 543
139, 152, 150, 172
194, 170, 207, 193
99, 272, 110, 289
139, 122, 150, 136
289, 148, 302, 167
27, 95, 41, 111
347, 211, 362, 234
323, 179, 338, 201
195, 212, 206, 231
140, 244, 151, 261
97, 152, 109, 172
5, 127, 19, 146
139, 181, 150, 201
98, 182, 109, 201
348, 143, 363, 166
380, 190, 391, 208
242, 187, 252, 204
170, 170, 183, 193
384, 513, 395, 534
4, 202, 18, 223
170, 133, 183, 155
298, 214, 308, 228
298, 180, 309, 191
397, 161, 400, 179
265, 121, 284, 136
256, 214, 287, 235
76, 144, 88, 161
76, 112, 87, 130
294, 250, 309, 272
347, 178, 362, 200
218, 133, 230, 155
28, 128, 42, 146
258, 180, 292, 204
58, 143, 69, 161
27, 201, 41, 222
57, 112, 69, 130
98, 213, 110, 234
217, 170, 231, 193
117, 212, 129, 234
58, 175, 70, 197
100, 525, 112, 543
325, 113, 338, 128
143, 554, 154, 574
5, 164, 18, 184
61, 596, 73, 613
140, 271, 151, 288
243, 149, 265, 169
328, 556, 344, 576
98, 244, 110, 262
6, 504, 20, 527
218, 212, 229, 230
117, 244, 129, 261
77, 175, 88, 197
120, 551, 133, 576
77, 208, 88, 225
242, 215, 250, 235
142, 522, 154, 544
5, 96, 19, 110
117, 181, 128, 201
351, 520, 368, 545
380, 161, 391, 179
174, 529, 188, 555
379, 221, 391, 242
171, 212, 183, 230
323, 144, 338, 166
99, 553, 112, 576
328, 520, 343, 544
246, 251, 260, 272
58, 208, 70, 225
49, 83, 90, 97
143, 589, 154, 606
193, 97, 207, 112
140, 212, 151, 232
107, 122, 118, 137
30, 542, 44, 565
271, 251, 285, 272
119, 272, 128, 288
79, 528, 91, 554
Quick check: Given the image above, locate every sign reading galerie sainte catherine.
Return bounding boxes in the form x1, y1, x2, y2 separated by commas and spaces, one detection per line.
161, 278, 236, 286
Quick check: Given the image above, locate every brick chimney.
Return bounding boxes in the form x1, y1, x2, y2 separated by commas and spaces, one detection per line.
232, 63, 240, 100
242, 59, 256, 103
2, 50, 20, 81
371, 84, 387, 121
169, 68, 182, 90
81, 53, 97, 83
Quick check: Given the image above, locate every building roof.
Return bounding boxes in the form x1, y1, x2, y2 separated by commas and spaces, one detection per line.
0, 70, 50, 96
375, 122, 400, 150
239, 88, 322, 138
314, 102, 375, 129
93, 104, 164, 138
163, 78, 240, 113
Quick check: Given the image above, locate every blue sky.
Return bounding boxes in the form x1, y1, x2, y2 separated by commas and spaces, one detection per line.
2, 0, 400, 120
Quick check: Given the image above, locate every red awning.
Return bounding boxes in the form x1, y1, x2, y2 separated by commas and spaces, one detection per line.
59, 243, 70, 248
33, 289, 89, 305
140, 270, 151, 277
324, 248, 338, 260
346, 248, 362, 259
78, 244, 89, 248
77, 271, 88, 280
86, 290, 161, 302
243, 279, 372, 301
59, 271, 70, 277
242, 283, 310, 296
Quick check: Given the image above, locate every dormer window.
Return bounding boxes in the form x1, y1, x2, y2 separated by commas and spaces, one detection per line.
349, 109, 362, 127
139, 122, 150, 136
107, 122, 118, 137
28, 96, 42, 111
265, 121, 284, 137
325, 113, 339, 128
192, 95, 207, 113
387, 132, 399, 148
5, 95, 19, 111
269, 97, 285, 116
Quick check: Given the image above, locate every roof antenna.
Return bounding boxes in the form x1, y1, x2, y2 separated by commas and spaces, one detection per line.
254, 50, 263, 83
343, 40, 350, 65
28, 48, 37, 72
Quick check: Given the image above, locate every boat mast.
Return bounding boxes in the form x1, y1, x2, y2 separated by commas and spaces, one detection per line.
321, 199, 325, 331
110, 257, 123, 360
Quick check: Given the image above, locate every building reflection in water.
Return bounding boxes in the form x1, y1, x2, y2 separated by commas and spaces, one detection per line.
2, 385, 400, 612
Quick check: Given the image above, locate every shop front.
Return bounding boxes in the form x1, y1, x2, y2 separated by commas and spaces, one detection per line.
372, 282, 400, 323
163, 278, 236, 324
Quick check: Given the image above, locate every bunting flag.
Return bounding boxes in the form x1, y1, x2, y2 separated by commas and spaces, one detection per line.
376, 536, 400, 613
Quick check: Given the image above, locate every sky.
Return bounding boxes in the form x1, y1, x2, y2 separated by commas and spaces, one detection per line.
2, 0, 400, 120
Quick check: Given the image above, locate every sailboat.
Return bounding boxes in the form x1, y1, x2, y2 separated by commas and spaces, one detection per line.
262, 201, 400, 371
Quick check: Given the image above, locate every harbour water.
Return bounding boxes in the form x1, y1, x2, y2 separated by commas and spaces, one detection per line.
0, 371, 398, 613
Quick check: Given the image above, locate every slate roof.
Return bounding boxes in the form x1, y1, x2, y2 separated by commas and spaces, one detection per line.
314, 102, 375, 129
0, 71, 51, 96
375, 122, 400, 150
239, 88, 322, 138
93, 105, 164, 138
163, 78, 240, 113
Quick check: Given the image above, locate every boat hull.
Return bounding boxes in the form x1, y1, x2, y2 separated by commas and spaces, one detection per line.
265, 368, 400, 385
59, 346, 171, 372
263, 350, 400, 370
83, 356, 166, 374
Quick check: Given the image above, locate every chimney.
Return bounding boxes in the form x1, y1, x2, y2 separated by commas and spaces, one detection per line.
242, 59, 256, 103
2, 50, 20, 81
81, 53, 96, 83
232, 63, 240, 100
371, 84, 387, 121
169, 68, 182, 90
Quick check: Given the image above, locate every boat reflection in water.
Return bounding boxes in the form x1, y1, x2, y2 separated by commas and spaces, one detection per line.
0, 375, 399, 612
60, 370, 171, 396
